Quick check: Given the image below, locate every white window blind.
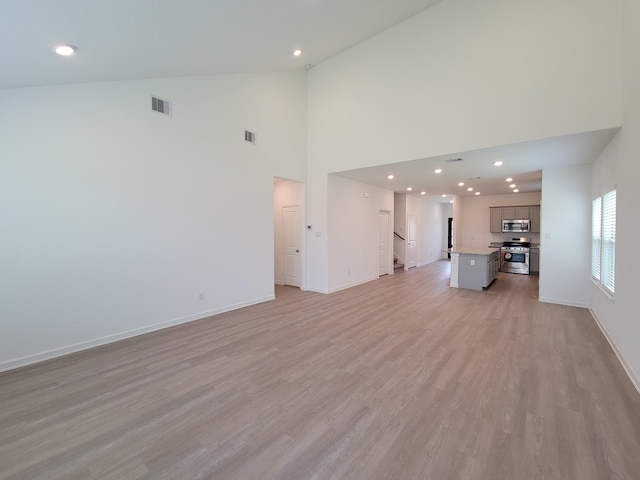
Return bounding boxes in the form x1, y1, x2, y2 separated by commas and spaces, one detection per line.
602, 190, 616, 294
592, 197, 601, 281
592, 189, 615, 295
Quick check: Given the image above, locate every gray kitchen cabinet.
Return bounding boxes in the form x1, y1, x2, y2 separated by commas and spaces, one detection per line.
530, 206, 540, 233
490, 254, 500, 282
501, 206, 516, 219
530, 248, 540, 273
503, 206, 530, 219
515, 206, 530, 219
457, 250, 500, 290
489, 205, 541, 232
490, 207, 503, 233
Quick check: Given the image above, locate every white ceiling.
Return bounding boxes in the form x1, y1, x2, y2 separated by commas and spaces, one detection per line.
1, 0, 442, 89
333, 128, 619, 201
2, 0, 617, 197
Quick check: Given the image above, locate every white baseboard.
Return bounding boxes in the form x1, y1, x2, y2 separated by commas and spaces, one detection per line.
0, 295, 275, 373
328, 276, 379, 294
538, 296, 588, 308
589, 308, 640, 395
305, 286, 329, 294
418, 258, 441, 267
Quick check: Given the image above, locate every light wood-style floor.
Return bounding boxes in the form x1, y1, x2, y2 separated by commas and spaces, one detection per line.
1, 261, 639, 480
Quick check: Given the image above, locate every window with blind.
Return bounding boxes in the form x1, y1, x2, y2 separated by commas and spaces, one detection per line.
592, 189, 616, 295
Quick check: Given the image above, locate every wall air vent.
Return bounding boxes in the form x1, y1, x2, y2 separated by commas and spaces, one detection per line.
151, 96, 172, 117
244, 130, 257, 144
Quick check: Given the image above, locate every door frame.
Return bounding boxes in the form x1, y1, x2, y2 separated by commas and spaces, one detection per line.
405, 212, 417, 269
273, 178, 306, 292
379, 209, 393, 276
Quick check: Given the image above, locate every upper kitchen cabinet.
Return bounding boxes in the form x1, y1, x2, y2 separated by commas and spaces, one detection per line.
490, 207, 502, 233
530, 205, 540, 233
502, 206, 530, 219
489, 205, 540, 233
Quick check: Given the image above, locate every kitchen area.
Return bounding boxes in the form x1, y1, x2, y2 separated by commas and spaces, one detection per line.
449, 203, 540, 290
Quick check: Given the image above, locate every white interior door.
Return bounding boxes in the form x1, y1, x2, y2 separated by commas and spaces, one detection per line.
406, 213, 417, 269
283, 206, 301, 287
378, 210, 390, 276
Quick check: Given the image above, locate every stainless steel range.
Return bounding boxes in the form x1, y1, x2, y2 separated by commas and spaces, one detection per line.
501, 237, 531, 275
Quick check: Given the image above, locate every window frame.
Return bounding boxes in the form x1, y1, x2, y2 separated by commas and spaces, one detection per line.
591, 188, 616, 297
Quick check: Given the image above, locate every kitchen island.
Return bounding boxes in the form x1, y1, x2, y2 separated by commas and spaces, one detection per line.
449, 247, 500, 290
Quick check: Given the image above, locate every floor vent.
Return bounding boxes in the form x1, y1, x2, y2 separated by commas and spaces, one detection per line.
151, 96, 172, 117
244, 130, 257, 144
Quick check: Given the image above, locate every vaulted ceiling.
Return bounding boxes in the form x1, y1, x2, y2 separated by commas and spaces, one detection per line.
1, 0, 442, 89
2, 0, 616, 198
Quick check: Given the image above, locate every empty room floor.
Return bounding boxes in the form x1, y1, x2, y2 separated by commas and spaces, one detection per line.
1, 261, 639, 479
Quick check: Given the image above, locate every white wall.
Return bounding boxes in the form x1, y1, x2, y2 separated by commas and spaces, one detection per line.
0, 72, 307, 370
413, 197, 447, 265
588, 0, 640, 391
590, 132, 618, 341
458, 192, 542, 248
273, 178, 305, 286
307, 0, 623, 293
451, 195, 463, 250
327, 175, 393, 293
539, 165, 592, 307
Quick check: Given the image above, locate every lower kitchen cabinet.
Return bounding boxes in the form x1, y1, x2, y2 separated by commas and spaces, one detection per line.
451, 250, 500, 290
530, 248, 539, 274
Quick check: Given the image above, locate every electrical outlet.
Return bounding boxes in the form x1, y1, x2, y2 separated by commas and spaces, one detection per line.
470, 259, 475, 266
198, 292, 205, 301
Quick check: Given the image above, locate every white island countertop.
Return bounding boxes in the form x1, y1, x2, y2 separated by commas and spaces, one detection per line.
450, 247, 500, 256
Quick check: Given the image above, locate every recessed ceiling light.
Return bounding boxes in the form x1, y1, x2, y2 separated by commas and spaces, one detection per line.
467, 187, 473, 192
387, 174, 394, 179
475, 191, 481, 195
505, 177, 513, 182
407, 187, 412, 191
434, 168, 443, 174
513, 189, 520, 193
441, 194, 447, 198
449, 200, 454, 203
293, 49, 302, 57
54, 44, 76, 56
509, 184, 517, 188
493, 161, 503, 166
421, 191, 426, 195
458, 182, 464, 187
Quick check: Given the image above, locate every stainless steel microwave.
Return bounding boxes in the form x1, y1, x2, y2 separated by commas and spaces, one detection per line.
502, 219, 530, 233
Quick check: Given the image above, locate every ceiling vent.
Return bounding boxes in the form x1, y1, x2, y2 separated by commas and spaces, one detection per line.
445, 158, 464, 163
151, 96, 172, 117
244, 130, 257, 144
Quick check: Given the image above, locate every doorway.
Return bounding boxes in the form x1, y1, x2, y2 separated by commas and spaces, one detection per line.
378, 210, 391, 276
274, 178, 305, 292
447, 217, 453, 259
406, 213, 417, 269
